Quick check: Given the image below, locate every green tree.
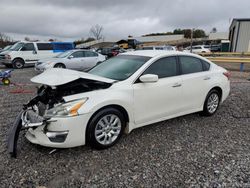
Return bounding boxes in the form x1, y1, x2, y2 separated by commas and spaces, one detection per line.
193, 29, 206, 38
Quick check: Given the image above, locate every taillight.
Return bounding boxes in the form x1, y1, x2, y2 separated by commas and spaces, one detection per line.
223, 71, 230, 80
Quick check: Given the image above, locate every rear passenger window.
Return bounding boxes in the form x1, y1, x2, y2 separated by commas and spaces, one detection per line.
71, 51, 84, 58
202, 60, 210, 71
37, 43, 53, 50
180, 56, 203, 74
84, 51, 98, 57
143, 57, 177, 78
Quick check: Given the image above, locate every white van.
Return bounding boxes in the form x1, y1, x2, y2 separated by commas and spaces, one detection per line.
0, 41, 74, 68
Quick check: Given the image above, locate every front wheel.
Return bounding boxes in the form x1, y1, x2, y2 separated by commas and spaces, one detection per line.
13, 59, 24, 69
87, 108, 125, 149
201, 90, 220, 116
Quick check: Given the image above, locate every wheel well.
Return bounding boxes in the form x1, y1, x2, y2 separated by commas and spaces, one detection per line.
54, 63, 65, 67
12, 58, 25, 64
85, 105, 130, 143
210, 86, 222, 100
88, 105, 129, 124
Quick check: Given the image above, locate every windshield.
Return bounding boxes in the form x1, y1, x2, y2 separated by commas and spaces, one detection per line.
55, 50, 73, 58
9, 42, 24, 51
89, 55, 151, 81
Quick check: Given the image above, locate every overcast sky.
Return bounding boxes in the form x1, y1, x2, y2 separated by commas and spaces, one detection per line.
0, 0, 249, 41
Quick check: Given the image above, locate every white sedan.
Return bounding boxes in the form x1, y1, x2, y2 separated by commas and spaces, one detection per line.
34, 49, 106, 72
8, 50, 230, 156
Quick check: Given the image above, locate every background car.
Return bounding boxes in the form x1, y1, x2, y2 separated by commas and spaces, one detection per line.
210, 44, 221, 52
0, 41, 75, 68
184, 45, 211, 53
35, 49, 106, 72
96, 47, 125, 58
141, 45, 176, 51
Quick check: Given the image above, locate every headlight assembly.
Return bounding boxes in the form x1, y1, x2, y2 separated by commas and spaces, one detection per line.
45, 98, 88, 118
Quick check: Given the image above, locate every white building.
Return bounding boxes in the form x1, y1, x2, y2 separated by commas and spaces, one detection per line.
229, 18, 250, 52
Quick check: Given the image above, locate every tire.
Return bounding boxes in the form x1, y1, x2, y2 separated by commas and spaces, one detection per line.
54, 63, 66, 68
5, 64, 13, 68
2, 78, 10, 85
13, 59, 24, 69
201, 89, 220, 116
86, 108, 125, 149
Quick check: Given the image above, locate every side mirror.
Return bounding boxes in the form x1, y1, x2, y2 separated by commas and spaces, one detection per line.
68, 55, 74, 59
139, 74, 158, 83
33, 50, 37, 54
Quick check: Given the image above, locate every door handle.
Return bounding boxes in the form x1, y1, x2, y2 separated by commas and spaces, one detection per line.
172, 83, 182, 88
204, 77, 211, 80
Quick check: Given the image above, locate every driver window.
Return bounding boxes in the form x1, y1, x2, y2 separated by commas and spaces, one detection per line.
143, 56, 178, 78
21, 43, 35, 51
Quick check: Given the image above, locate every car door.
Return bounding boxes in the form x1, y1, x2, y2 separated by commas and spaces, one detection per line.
19, 43, 37, 64
65, 51, 84, 70
81, 51, 99, 70
178, 55, 211, 112
133, 56, 183, 125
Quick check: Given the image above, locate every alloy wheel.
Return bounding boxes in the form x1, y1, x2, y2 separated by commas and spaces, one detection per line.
207, 93, 219, 114
94, 114, 122, 145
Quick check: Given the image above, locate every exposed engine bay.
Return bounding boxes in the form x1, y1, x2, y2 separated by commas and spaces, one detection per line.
7, 78, 112, 157
24, 78, 112, 112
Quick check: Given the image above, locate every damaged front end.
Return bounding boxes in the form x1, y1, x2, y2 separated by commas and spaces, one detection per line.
7, 71, 114, 157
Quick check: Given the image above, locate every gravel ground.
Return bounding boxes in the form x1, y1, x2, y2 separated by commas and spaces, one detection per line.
0, 67, 250, 187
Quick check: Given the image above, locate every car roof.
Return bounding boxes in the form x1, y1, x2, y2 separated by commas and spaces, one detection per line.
122, 50, 196, 58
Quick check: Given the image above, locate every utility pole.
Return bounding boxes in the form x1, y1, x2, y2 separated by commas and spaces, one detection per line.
190, 28, 194, 53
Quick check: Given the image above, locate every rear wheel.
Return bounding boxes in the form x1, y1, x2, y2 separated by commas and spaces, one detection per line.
201, 89, 220, 116
54, 63, 66, 68
87, 108, 125, 149
13, 59, 24, 69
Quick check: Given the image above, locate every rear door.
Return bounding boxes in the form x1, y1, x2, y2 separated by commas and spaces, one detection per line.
178, 55, 211, 111
81, 51, 99, 70
133, 56, 183, 125
65, 51, 84, 70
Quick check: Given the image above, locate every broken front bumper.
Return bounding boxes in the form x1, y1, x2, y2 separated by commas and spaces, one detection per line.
7, 109, 91, 157
7, 110, 45, 158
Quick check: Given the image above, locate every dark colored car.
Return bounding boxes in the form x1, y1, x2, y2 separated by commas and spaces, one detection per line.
97, 47, 123, 58
210, 44, 221, 52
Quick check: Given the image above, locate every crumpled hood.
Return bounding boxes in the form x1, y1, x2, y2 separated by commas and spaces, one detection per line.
31, 68, 115, 86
